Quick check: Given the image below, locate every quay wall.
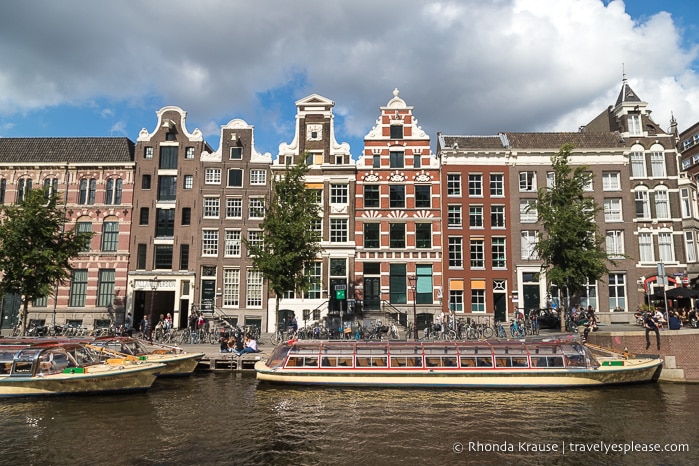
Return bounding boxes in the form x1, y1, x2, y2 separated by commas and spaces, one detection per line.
586, 328, 699, 383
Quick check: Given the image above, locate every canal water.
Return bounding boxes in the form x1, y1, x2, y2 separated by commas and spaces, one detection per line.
0, 373, 696, 465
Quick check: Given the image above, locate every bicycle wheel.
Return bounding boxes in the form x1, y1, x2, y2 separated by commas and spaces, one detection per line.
209, 332, 218, 345
481, 326, 494, 339
270, 332, 281, 345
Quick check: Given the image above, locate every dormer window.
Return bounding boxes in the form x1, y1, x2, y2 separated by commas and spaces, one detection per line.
628, 114, 642, 136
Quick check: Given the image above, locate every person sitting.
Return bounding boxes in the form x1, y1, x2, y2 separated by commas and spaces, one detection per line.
653, 309, 666, 329
235, 334, 259, 356
643, 312, 661, 350
668, 312, 682, 330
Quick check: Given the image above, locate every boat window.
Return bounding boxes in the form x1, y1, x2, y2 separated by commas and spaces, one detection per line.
371, 357, 387, 367
356, 357, 371, 367
511, 357, 528, 367
285, 356, 318, 367
460, 356, 493, 368
390, 357, 408, 367
565, 355, 586, 367
337, 357, 352, 367
495, 357, 511, 367
425, 357, 457, 367
321, 357, 337, 367
460, 357, 476, 367
321, 356, 351, 367
302, 357, 318, 367
476, 357, 493, 367
267, 344, 292, 368
531, 356, 565, 368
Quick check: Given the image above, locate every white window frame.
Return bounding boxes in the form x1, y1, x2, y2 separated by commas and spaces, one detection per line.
468, 174, 483, 197
605, 230, 624, 259
448, 237, 463, 268
638, 232, 654, 263
248, 198, 265, 219
650, 152, 666, 178
602, 172, 620, 191
685, 231, 697, 263
330, 184, 349, 204
226, 198, 242, 219
654, 188, 670, 220
519, 171, 536, 192
608, 273, 627, 311
628, 114, 642, 136
490, 173, 504, 197
246, 268, 263, 307
205, 168, 221, 185
604, 198, 623, 222
184, 175, 193, 190
635, 190, 650, 219
222, 268, 240, 307
631, 152, 646, 178
224, 230, 242, 257
681, 188, 692, 219
519, 200, 538, 223
203, 197, 220, 218
521, 230, 538, 260
250, 169, 267, 185
330, 218, 348, 243
202, 229, 219, 256
658, 231, 675, 263
447, 174, 461, 196
447, 205, 462, 227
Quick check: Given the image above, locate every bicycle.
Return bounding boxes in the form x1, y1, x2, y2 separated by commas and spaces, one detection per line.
494, 320, 507, 338
510, 319, 526, 338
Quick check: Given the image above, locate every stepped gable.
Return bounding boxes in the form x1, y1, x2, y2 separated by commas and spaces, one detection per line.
0, 137, 135, 163
503, 132, 624, 149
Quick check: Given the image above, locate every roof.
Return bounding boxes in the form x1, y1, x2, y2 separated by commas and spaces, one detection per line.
0, 137, 135, 164
440, 132, 624, 151
615, 77, 643, 107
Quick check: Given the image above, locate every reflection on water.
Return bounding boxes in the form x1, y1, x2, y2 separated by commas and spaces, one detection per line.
0, 374, 696, 465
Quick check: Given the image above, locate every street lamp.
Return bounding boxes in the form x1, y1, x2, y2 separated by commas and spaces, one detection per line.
408, 275, 418, 340
150, 277, 159, 341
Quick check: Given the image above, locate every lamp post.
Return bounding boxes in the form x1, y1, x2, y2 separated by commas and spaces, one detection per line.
150, 277, 159, 341
408, 275, 418, 340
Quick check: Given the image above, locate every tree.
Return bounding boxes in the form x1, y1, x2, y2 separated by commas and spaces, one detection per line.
533, 144, 614, 328
243, 162, 322, 327
0, 188, 92, 333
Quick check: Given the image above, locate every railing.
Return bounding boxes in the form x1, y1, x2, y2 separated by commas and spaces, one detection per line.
380, 300, 408, 328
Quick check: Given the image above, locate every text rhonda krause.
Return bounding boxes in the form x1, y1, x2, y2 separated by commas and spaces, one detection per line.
462, 441, 689, 454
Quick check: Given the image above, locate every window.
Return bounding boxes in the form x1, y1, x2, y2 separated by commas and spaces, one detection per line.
630, 152, 646, 177
157, 176, 177, 201
447, 174, 461, 196
413, 154, 421, 168
33, 296, 48, 308
246, 231, 263, 256
142, 174, 151, 190
650, 152, 666, 177
68, 269, 88, 307
137, 244, 147, 270
638, 232, 654, 262
184, 175, 193, 189
203, 197, 220, 218
490, 174, 504, 196
390, 125, 403, 139
470, 239, 484, 268
156, 209, 175, 236
185, 147, 195, 159
181, 207, 191, 226
249, 198, 265, 219
449, 290, 464, 312
389, 151, 404, 168
304, 262, 322, 299
202, 229, 219, 256
247, 269, 263, 307
519, 172, 535, 192
180, 244, 189, 270
605, 230, 624, 259
655, 188, 669, 219
144, 147, 153, 159
223, 268, 240, 307
389, 263, 407, 304
101, 221, 119, 252
491, 205, 505, 228
154, 245, 173, 269
681, 188, 692, 219
414, 185, 431, 208
608, 273, 626, 310
0, 178, 5, 204
97, 269, 115, 307
364, 223, 380, 249
604, 198, 623, 221
331, 184, 349, 204
77, 222, 92, 252
205, 169, 221, 185
658, 232, 675, 262
389, 223, 405, 248
389, 185, 405, 208
469, 206, 484, 228
471, 289, 485, 313
105, 178, 122, 205
448, 237, 463, 268
447, 205, 462, 227
468, 174, 482, 196
580, 278, 598, 311
225, 230, 242, 257
226, 198, 242, 218
546, 172, 555, 189
634, 191, 650, 219
521, 231, 538, 260
330, 219, 348, 242
79, 178, 96, 205
250, 169, 266, 185
309, 189, 322, 205
230, 147, 242, 160
415, 223, 431, 248
364, 185, 380, 208
519, 200, 538, 223
628, 114, 642, 136
492, 237, 506, 268
227, 169, 243, 187
159, 146, 178, 169
685, 231, 697, 263
582, 173, 593, 192
602, 172, 620, 191
372, 154, 380, 168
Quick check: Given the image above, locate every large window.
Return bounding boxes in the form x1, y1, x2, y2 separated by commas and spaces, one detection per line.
468, 174, 482, 197
389, 185, 405, 208
227, 169, 243, 187
79, 178, 96, 205
634, 191, 650, 219
490, 173, 504, 196
654, 188, 669, 219
469, 206, 483, 228
180, 244, 189, 270
156, 209, 175, 237
364, 223, 380, 249
448, 237, 463, 268
580, 278, 598, 311
638, 232, 654, 262
202, 229, 219, 256
157, 176, 177, 201
650, 152, 666, 177
390, 125, 403, 139
415, 185, 431, 208
97, 269, 115, 307
389, 223, 405, 248
470, 239, 485, 268
491, 205, 505, 228
447, 174, 461, 196
602, 172, 620, 191
304, 262, 322, 299
686, 231, 697, 263
204, 197, 220, 218
68, 269, 88, 307
630, 152, 646, 177
154, 245, 173, 269
330, 219, 348, 243
449, 289, 464, 312
605, 230, 624, 259
250, 169, 266, 185
159, 146, 178, 169
223, 268, 240, 307
247, 269, 263, 307
447, 205, 462, 227
521, 231, 538, 260
330, 184, 349, 204
628, 115, 642, 136
681, 188, 693, 219
225, 230, 242, 257
519, 200, 538, 223
226, 198, 243, 218
205, 169, 222, 184
101, 221, 119, 252
608, 273, 626, 311
658, 232, 675, 262
604, 198, 623, 222
389, 151, 404, 168
142, 175, 151, 190
519, 172, 536, 192
248, 198, 265, 219
364, 185, 380, 208
389, 263, 407, 304
415, 223, 432, 248
471, 289, 485, 313
492, 237, 506, 268
137, 244, 147, 270
105, 178, 123, 205
246, 231, 263, 256
77, 221, 92, 252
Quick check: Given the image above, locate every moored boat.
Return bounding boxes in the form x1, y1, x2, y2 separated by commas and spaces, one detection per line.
88, 336, 204, 377
0, 342, 165, 397
255, 339, 663, 388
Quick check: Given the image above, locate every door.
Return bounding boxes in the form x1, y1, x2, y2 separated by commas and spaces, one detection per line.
363, 277, 381, 311
493, 292, 507, 323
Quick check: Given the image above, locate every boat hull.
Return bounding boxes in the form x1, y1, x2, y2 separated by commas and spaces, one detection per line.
0, 363, 164, 397
143, 353, 204, 377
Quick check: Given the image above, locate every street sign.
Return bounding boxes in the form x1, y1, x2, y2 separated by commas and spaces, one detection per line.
335, 289, 346, 300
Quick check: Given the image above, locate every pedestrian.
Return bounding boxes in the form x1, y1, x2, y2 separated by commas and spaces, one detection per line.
140, 315, 151, 342
643, 311, 660, 350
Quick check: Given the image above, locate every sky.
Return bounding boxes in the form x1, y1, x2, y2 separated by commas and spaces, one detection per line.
1, 0, 698, 158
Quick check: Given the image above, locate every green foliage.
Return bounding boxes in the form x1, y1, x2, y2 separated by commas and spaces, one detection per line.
0, 188, 92, 328
534, 144, 613, 296
243, 162, 322, 305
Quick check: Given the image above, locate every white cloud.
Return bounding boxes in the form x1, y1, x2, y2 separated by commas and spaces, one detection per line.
0, 0, 697, 151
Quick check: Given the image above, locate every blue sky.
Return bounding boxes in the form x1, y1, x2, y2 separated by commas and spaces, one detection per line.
1, 0, 698, 158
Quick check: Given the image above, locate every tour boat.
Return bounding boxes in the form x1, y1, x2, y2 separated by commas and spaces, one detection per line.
88, 336, 204, 377
0, 342, 165, 397
254, 339, 663, 388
